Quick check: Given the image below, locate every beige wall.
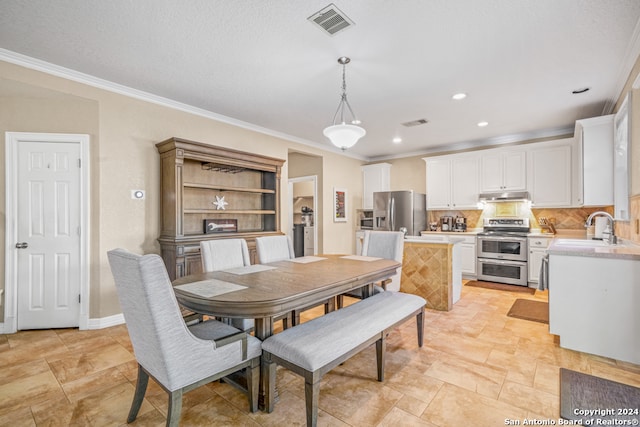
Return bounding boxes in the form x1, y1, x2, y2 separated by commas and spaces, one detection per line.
0, 61, 364, 321
288, 152, 326, 253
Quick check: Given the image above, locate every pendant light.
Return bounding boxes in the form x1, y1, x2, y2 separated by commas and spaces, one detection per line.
323, 57, 366, 150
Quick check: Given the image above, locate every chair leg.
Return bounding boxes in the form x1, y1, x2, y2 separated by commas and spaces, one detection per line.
336, 294, 344, 309
167, 389, 183, 427
127, 364, 149, 423
305, 378, 320, 427
376, 335, 386, 381
416, 309, 424, 347
247, 358, 260, 413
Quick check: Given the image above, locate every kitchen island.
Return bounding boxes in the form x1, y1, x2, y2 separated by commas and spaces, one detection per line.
400, 238, 462, 311
547, 237, 640, 364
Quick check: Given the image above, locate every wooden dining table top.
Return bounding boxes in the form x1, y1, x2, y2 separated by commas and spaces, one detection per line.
172, 254, 400, 322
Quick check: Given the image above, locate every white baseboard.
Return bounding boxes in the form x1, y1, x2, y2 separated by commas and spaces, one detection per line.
0, 315, 124, 334
86, 313, 125, 330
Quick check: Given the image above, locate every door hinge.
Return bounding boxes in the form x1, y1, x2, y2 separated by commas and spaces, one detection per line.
77, 158, 81, 168
78, 294, 81, 304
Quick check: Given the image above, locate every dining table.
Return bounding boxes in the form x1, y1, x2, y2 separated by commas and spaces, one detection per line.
172, 254, 401, 341
172, 253, 401, 409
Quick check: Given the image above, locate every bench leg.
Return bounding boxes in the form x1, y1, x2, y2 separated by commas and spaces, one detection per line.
336, 294, 344, 309
262, 354, 277, 413
376, 336, 386, 381
305, 378, 320, 427
416, 309, 424, 347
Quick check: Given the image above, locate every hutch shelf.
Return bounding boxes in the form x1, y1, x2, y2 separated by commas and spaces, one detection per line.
157, 137, 285, 280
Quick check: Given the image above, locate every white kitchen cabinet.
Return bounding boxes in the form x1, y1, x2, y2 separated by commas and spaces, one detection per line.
480, 149, 526, 192
527, 236, 552, 284
425, 157, 451, 209
362, 163, 391, 209
304, 226, 314, 256
573, 115, 614, 207
424, 154, 479, 210
527, 139, 573, 207
457, 235, 477, 276
613, 96, 630, 220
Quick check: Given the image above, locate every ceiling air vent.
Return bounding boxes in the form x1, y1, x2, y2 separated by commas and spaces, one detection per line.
401, 119, 429, 127
308, 4, 354, 36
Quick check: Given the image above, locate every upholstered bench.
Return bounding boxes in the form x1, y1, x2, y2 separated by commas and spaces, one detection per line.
261, 291, 426, 427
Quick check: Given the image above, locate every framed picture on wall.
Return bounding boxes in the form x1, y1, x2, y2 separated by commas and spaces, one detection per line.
333, 187, 347, 222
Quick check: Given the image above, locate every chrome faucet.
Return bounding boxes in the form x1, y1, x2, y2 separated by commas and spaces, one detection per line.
585, 211, 617, 244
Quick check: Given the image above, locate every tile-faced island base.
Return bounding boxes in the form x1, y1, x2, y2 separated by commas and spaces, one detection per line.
400, 240, 461, 311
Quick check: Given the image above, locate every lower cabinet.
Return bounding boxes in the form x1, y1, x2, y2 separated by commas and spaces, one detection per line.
528, 236, 552, 284
458, 238, 477, 277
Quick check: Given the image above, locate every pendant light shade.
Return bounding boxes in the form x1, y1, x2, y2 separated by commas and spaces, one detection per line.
324, 57, 366, 150
323, 123, 366, 150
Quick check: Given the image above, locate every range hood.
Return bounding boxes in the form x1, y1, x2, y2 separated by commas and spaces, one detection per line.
478, 191, 530, 202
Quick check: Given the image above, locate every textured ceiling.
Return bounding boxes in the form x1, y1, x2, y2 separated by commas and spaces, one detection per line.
1, 0, 640, 160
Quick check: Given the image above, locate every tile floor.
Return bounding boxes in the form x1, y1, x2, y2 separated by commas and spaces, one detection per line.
1, 284, 639, 426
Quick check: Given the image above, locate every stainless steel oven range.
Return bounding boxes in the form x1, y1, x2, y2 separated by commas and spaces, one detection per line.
477, 218, 530, 286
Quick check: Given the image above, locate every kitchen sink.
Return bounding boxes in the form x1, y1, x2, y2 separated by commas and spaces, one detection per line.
553, 238, 611, 247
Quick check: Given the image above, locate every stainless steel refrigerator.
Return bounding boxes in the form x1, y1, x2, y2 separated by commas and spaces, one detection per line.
373, 190, 426, 236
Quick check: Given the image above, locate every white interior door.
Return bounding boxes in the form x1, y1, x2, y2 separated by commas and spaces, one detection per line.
16, 141, 81, 329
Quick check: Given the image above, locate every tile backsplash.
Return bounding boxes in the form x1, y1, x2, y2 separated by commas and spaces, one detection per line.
615, 194, 640, 244
428, 203, 615, 233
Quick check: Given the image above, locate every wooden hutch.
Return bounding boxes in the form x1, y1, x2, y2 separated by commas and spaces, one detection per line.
157, 137, 285, 280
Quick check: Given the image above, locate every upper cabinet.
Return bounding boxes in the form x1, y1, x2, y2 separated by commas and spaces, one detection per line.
527, 138, 573, 207
362, 163, 391, 209
573, 115, 614, 207
613, 94, 631, 220
424, 153, 479, 210
479, 149, 527, 192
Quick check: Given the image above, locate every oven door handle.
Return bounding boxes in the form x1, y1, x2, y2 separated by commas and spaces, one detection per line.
478, 258, 526, 266
478, 235, 527, 242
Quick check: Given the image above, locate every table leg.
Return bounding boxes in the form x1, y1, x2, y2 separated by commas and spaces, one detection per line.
255, 317, 275, 410
361, 283, 374, 298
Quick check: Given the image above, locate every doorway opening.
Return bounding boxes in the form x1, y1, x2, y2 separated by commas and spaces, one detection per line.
288, 176, 318, 257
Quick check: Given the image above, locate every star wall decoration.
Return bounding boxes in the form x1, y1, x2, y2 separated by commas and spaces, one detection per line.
213, 195, 228, 210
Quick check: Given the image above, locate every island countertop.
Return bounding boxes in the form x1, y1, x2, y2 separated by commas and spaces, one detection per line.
547, 237, 640, 261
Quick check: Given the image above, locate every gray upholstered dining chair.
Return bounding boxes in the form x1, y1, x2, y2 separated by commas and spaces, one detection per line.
200, 239, 254, 331
254, 235, 334, 325
107, 248, 261, 427
254, 235, 296, 263
337, 230, 405, 308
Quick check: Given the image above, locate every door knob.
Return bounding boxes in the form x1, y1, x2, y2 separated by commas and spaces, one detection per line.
15, 242, 28, 249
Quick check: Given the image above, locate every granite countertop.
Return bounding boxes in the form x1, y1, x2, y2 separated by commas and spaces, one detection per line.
547, 235, 640, 261
420, 230, 480, 235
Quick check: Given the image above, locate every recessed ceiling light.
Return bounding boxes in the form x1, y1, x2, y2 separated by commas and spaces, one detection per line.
477, 121, 489, 127
572, 87, 590, 94
452, 93, 467, 100
392, 137, 402, 144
